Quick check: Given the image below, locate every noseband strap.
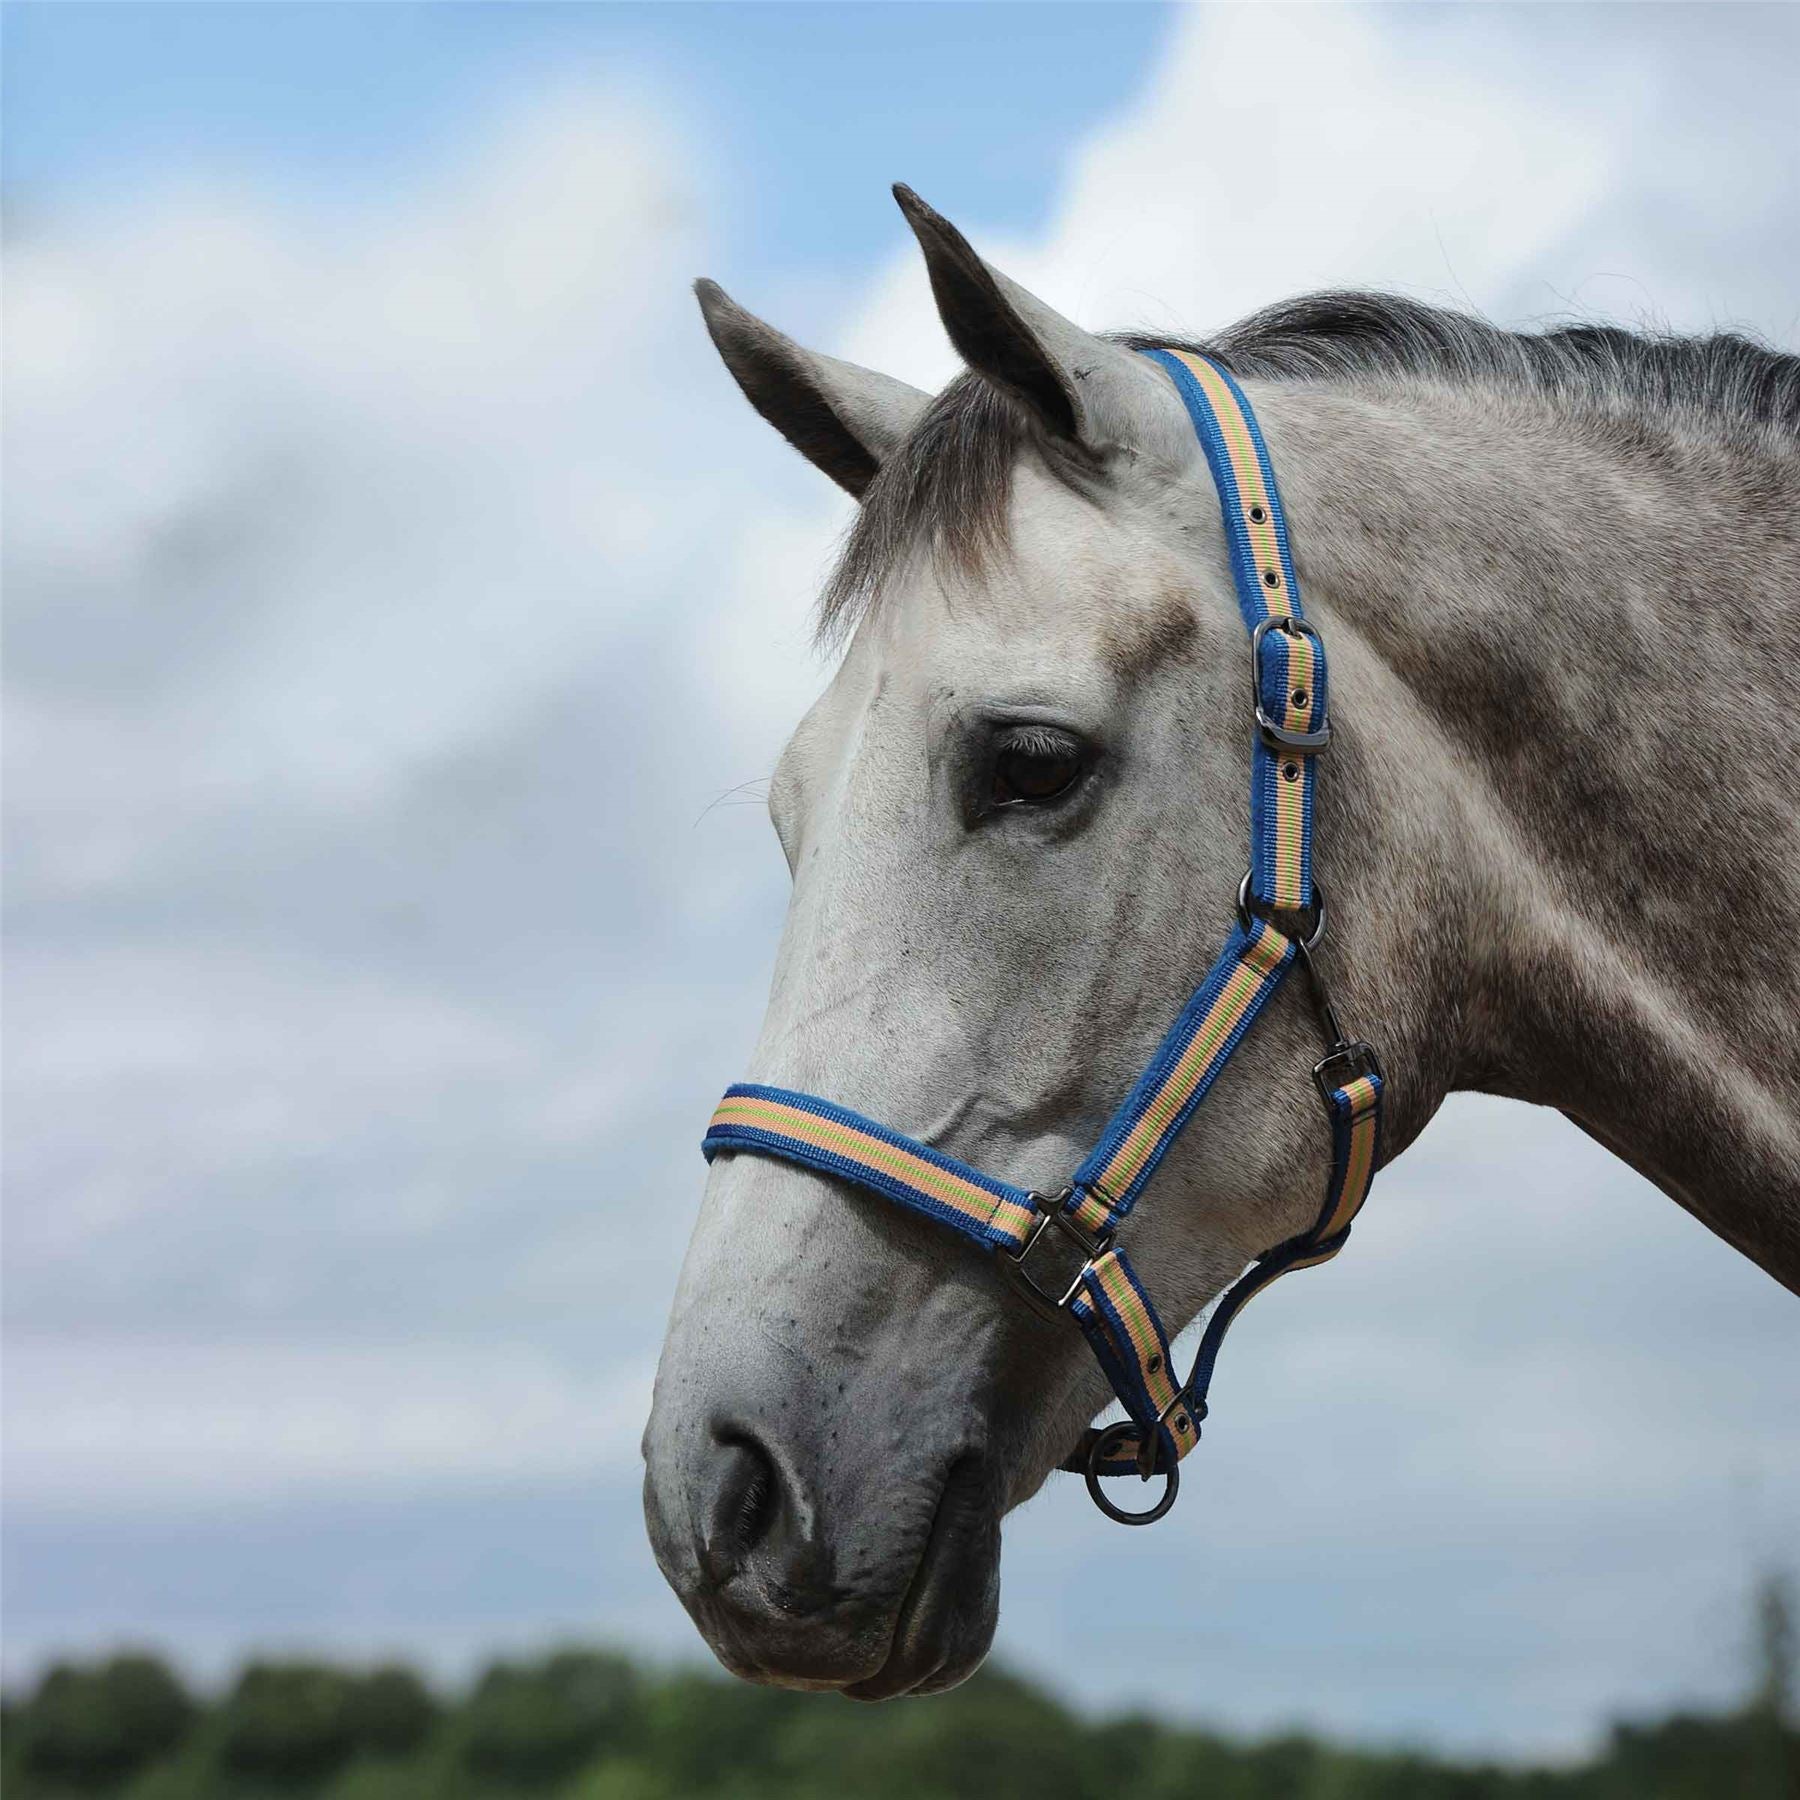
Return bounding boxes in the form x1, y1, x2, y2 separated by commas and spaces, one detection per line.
702, 350, 1384, 1524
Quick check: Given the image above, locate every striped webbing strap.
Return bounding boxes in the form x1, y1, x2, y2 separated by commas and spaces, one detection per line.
701, 348, 1384, 1521
703, 1086, 1040, 1253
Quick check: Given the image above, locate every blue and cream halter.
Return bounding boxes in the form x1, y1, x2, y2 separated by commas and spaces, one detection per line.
704, 350, 1384, 1524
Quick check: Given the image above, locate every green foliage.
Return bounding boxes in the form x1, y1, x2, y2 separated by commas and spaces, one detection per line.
459, 1649, 640, 1786
342, 1666, 439, 1759
1753, 1569, 1797, 1727
316, 1754, 454, 1800
6, 1617, 1797, 1800
766, 1666, 1093, 1800
1593, 1710, 1800, 1800
216, 1663, 363, 1784
14, 1653, 197, 1788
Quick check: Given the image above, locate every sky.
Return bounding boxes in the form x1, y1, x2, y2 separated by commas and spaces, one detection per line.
4, 0, 1798, 1761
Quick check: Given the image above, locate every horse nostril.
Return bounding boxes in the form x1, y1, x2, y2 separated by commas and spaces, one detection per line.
732, 1444, 778, 1551
700, 1434, 780, 1583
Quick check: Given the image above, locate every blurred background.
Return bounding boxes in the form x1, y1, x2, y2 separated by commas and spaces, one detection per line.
4, 1, 1797, 1792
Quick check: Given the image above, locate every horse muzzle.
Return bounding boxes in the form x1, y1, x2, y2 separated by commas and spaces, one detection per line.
642, 1390, 1002, 1698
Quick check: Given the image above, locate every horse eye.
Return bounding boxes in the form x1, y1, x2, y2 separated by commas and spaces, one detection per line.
992, 727, 1087, 807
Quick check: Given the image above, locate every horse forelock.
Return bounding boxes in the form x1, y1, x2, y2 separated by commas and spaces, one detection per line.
817, 371, 1095, 645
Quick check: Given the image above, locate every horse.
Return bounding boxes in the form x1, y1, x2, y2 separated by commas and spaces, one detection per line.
642, 186, 1800, 1700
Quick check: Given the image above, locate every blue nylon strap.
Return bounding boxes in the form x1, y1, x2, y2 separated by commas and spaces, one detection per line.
1066, 1246, 1191, 1475
1067, 917, 1297, 1233
1139, 345, 1325, 918
702, 1084, 1041, 1255
1063, 1065, 1385, 1480
1248, 622, 1321, 913
1136, 349, 1299, 635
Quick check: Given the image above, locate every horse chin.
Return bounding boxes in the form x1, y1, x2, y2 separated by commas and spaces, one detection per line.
841, 1454, 1002, 1701
675, 1451, 1003, 1702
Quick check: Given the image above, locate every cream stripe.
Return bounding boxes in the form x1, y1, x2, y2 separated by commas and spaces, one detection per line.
1101, 963, 1266, 1189
712, 1101, 1015, 1226
1171, 352, 1290, 604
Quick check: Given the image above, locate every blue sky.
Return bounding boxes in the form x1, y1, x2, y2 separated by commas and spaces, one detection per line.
4, 4, 1163, 278
5, 0, 1797, 1761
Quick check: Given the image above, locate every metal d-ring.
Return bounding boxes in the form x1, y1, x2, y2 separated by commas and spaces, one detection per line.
1083, 1422, 1179, 1526
1236, 869, 1326, 952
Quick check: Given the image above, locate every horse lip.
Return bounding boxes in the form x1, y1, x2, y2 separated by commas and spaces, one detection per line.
841, 1453, 1000, 1701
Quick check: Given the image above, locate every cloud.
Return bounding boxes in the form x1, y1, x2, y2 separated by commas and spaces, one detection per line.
3, 1339, 655, 1512
5, 1, 1798, 1757
4, 78, 826, 1511
839, 6, 1798, 378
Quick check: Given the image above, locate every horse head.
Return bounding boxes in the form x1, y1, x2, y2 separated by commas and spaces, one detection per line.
641, 189, 1469, 1697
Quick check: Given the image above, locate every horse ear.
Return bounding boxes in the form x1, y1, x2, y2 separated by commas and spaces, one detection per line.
695, 280, 930, 498
893, 184, 1172, 452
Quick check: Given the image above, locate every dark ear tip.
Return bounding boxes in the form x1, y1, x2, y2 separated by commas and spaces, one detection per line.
891, 183, 944, 235
693, 279, 743, 342
891, 183, 978, 273
892, 180, 950, 235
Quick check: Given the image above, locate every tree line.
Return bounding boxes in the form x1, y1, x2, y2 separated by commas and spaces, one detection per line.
5, 1575, 1794, 1800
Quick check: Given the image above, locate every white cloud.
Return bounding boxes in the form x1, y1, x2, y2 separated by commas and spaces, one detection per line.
4, 75, 805, 1461
2, 1338, 655, 1510
837, 7, 1794, 375
4, 82, 812, 873
5, 2, 1797, 1755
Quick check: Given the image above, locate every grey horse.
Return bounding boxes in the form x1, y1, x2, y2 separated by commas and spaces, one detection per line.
643, 187, 1799, 1700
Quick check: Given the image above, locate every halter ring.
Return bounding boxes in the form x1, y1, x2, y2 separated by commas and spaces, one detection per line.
1083, 1422, 1180, 1526
1236, 870, 1327, 952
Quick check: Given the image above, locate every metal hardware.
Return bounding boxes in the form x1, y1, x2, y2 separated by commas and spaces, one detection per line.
1293, 934, 1348, 1048
1250, 616, 1332, 751
1084, 1421, 1180, 1525
1312, 1039, 1383, 1102
1296, 932, 1382, 1100
1237, 869, 1327, 953
999, 1191, 1114, 1323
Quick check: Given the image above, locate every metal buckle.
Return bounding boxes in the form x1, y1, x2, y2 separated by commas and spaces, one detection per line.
1290, 915, 1383, 1104
1083, 1421, 1180, 1525
1236, 869, 1326, 953
1312, 1039, 1383, 1102
1250, 615, 1331, 751
999, 1190, 1113, 1323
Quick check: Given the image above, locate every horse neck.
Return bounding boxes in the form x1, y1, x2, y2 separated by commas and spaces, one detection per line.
1260, 376, 1800, 1288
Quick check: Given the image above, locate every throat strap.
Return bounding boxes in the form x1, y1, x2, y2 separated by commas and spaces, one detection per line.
1061, 1061, 1382, 1481
699, 349, 1385, 1524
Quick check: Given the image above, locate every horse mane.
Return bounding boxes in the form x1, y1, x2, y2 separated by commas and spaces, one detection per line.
820, 291, 1800, 639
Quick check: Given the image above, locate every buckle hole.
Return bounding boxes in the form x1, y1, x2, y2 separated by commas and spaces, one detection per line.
1262, 568, 1281, 588
1291, 688, 1308, 707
